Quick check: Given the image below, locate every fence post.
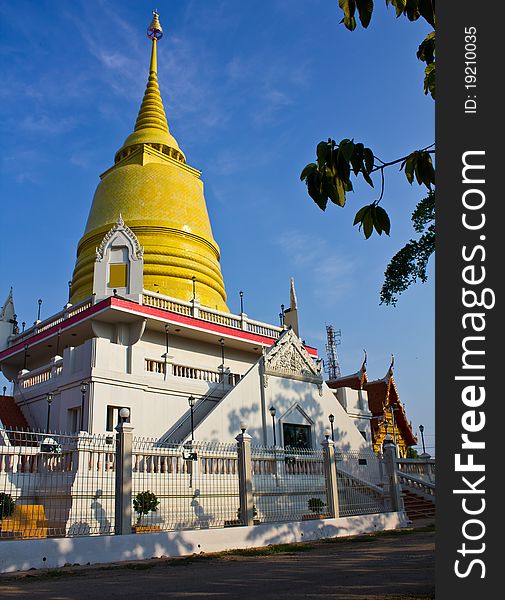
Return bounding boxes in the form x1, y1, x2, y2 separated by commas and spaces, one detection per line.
236, 425, 254, 526
382, 437, 404, 512
322, 436, 340, 518
115, 413, 134, 535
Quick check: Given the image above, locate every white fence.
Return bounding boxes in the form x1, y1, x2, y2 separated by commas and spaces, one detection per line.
0, 428, 401, 541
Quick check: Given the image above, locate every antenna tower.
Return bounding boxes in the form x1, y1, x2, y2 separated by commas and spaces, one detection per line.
325, 325, 342, 380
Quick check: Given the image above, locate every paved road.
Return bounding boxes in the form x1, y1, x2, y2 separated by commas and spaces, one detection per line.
0, 529, 434, 600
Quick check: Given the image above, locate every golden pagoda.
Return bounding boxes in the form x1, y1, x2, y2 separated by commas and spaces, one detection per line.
70, 12, 228, 311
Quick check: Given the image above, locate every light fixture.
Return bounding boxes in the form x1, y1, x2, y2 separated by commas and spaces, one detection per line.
80, 382, 88, 431
240, 421, 247, 434
119, 407, 130, 422
188, 396, 196, 442
46, 393, 53, 432
324, 428, 331, 440
269, 407, 277, 446
328, 414, 335, 441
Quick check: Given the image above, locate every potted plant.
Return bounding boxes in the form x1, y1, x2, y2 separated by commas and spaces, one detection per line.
302, 497, 329, 520
0, 493, 17, 538
225, 504, 259, 527
0, 493, 15, 521
132, 490, 161, 533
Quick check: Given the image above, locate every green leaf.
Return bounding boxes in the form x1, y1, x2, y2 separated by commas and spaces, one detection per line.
363, 147, 374, 173
356, 0, 374, 28
300, 163, 317, 181
418, 0, 435, 28
405, 0, 420, 21
338, 0, 357, 31
424, 62, 436, 98
340, 139, 355, 162
375, 205, 391, 235
362, 170, 374, 187
371, 204, 382, 235
350, 143, 364, 175
334, 177, 346, 207
363, 210, 373, 239
316, 141, 328, 168
402, 154, 416, 184
417, 31, 435, 64
353, 205, 369, 225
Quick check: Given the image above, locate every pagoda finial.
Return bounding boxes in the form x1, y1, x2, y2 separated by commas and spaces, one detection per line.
361, 349, 367, 372
114, 11, 184, 163
132, 11, 169, 135
148, 10, 163, 41
388, 354, 394, 376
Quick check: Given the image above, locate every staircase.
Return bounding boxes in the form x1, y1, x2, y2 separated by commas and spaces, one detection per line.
402, 488, 435, 520
162, 381, 232, 443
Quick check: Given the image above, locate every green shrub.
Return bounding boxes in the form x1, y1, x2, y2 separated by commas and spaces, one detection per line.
308, 497, 325, 514
0, 493, 15, 520
133, 490, 160, 525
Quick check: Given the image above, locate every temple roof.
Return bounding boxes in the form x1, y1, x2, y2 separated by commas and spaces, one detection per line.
327, 353, 417, 447
326, 350, 368, 390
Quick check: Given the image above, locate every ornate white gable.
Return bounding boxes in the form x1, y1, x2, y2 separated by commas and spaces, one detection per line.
95, 214, 143, 262
263, 328, 323, 390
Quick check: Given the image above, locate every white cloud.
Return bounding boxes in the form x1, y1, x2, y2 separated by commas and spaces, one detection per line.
276, 229, 358, 305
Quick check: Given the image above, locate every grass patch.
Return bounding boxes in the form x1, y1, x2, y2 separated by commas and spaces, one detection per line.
125, 563, 155, 570
320, 525, 435, 544
224, 543, 314, 557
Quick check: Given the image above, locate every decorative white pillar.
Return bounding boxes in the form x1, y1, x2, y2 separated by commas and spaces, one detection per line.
115, 412, 134, 535
322, 436, 340, 518
236, 426, 254, 526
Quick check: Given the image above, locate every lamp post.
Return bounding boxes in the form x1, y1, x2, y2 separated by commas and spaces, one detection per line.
191, 276, 196, 301
188, 395, 196, 442
68, 281, 72, 304
239, 290, 244, 314
23, 345, 29, 370
46, 393, 53, 432
37, 298, 42, 322
80, 381, 88, 431
269, 406, 277, 446
328, 414, 335, 442
219, 338, 225, 385
2, 386, 6, 397
419, 424, 426, 455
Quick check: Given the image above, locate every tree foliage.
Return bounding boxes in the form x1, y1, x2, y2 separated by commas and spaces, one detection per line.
300, 138, 434, 239
300, 0, 435, 304
338, 1, 435, 98
380, 191, 435, 305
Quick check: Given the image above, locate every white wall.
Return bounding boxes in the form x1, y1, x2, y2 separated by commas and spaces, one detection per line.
0, 512, 408, 573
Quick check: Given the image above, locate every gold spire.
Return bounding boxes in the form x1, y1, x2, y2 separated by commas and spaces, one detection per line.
115, 11, 185, 163
70, 11, 228, 311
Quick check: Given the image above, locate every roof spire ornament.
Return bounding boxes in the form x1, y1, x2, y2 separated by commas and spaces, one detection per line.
147, 10, 163, 40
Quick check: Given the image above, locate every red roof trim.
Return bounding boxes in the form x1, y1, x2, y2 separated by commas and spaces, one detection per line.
0, 297, 319, 360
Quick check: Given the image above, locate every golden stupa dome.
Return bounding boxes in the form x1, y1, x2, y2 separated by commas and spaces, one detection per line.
70, 12, 228, 311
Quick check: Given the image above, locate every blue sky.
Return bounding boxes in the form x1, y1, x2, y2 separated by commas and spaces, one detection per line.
0, 0, 435, 454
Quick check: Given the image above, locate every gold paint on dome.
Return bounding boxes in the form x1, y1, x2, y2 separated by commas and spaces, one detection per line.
70, 13, 228, 311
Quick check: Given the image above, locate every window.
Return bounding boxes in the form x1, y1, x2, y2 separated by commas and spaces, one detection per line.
283, 423, 311, 449
67, 407, 80, 433
106, 405, 130, 431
